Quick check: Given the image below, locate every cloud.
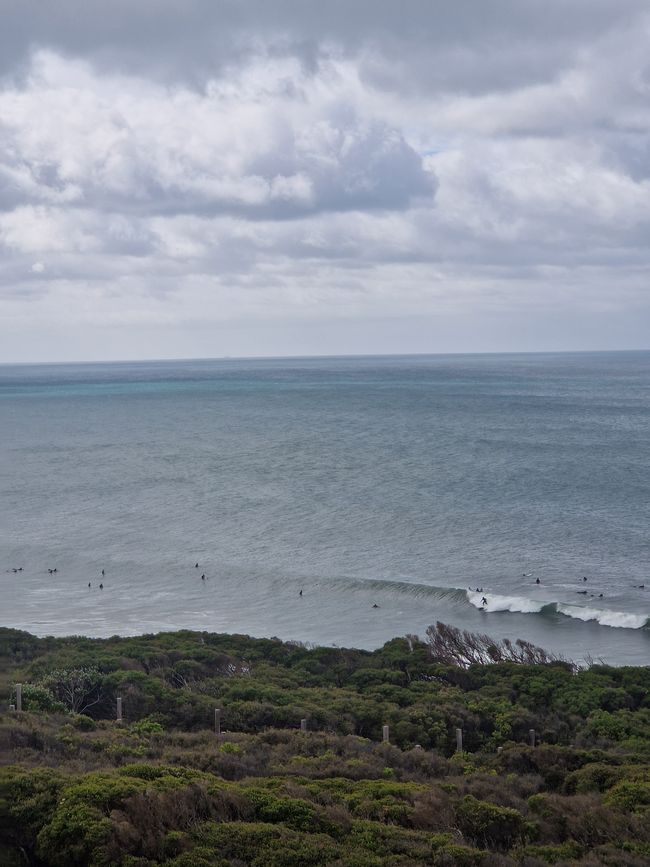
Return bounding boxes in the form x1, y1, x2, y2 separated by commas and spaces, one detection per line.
0, 2, 649, 359
0, 51, 433, 221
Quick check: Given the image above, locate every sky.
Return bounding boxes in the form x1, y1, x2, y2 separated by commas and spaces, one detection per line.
1, 0, 649, 362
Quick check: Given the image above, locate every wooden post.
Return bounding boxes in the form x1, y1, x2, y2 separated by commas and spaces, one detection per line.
300, 718, 307, 732
455, 728, 463, 753
529, 728, 536, 747
214, 708, 221, 736
382, 725, 390, 743
116, 697, 122, 723
497, 746, 503, 754
15, 684, 22, 712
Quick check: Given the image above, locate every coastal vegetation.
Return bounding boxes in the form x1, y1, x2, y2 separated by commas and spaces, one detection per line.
1, 623, 650, 865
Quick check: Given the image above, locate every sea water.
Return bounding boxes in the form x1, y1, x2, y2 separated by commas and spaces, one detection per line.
1, 352, 649, 665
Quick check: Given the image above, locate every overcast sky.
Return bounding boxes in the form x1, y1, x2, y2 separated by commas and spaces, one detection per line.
1, 0, 649, 362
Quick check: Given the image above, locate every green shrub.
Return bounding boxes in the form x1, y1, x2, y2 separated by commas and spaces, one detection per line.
604, 780, 650, 812
130, 717, 164, 736
69, 714, 96, 731
188, 821, 340, 866
0, 766, 66, 837
246, 790, 317, 831
518, 841, 583, 863
455, 795, 531, 850
16, 683, 66, 713
431, 842, 488, 866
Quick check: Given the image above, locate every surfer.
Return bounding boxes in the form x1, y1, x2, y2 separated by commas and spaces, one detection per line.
88, 582, 91, 588
101, 569, 105, 576
535, 578, 541, 585
299, 589, 303, 596
195, 562, 199, 568
372, 603, 379, 608
582, 576, 587, 582
201, 573, 206, 579
481, 596, 488, 606
99, 583, 103, 589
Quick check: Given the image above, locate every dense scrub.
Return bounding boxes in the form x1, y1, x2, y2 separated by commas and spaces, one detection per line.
1, 624, 650, 865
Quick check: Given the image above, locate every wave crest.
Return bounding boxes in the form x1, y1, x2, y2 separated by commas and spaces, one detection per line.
556, 605, 648, 629
466, 591, 545, 614
465, 590, 648, 630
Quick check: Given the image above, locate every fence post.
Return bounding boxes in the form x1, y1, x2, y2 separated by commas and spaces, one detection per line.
529, 728, 536, 747
382, 725, 390, 743
116, 697, 122, 723
300, 718, 307, 732
214, 708, 221, 736
455, 728, 463, 753
15, 684, 22, 712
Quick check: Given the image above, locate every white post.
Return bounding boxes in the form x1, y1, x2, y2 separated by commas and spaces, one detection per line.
382, 724, 390, 743
300, 718, 307, 732
116, 696, 122, 723
529, 728, 536, 747
15, 683, 22, 712
455, 728, 463, 753
214, 708, 221, 735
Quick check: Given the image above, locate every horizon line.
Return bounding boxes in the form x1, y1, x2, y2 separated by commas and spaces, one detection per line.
1, 347, 650, 367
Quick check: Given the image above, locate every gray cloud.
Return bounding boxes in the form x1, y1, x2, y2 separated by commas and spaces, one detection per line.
0, 2, 649, 360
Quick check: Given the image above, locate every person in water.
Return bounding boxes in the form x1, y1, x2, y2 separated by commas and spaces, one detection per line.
372, 603, 379, 608
535, 577, 541, 584
299, 589, 303, 596
99, 583, 103, 589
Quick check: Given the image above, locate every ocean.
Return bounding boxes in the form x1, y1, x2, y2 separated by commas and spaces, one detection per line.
1, 352, 649, 665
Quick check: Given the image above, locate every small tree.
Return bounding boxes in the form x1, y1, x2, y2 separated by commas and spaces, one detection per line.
425, 622, 570, 669
38, 667, 104, 714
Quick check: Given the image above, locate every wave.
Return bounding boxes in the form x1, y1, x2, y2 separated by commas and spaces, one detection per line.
323, 576, 650, 632
466, 590, 649, 630
555, 604, 648, 630
466, 590, 546, 614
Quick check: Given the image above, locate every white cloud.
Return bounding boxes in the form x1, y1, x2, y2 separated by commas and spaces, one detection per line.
0, 3, 649, 359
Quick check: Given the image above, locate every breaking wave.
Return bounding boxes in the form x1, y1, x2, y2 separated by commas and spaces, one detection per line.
344, 578, 650, 631
465, 590, 649, 630
555, 604, 649, 630
466, 590, 546, 614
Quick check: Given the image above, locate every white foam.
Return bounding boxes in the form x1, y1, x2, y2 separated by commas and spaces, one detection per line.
556, 605, 648, 629
466, 591, 545, 614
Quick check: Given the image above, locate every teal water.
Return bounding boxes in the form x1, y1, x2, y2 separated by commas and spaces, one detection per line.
1, 352, 649, 664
